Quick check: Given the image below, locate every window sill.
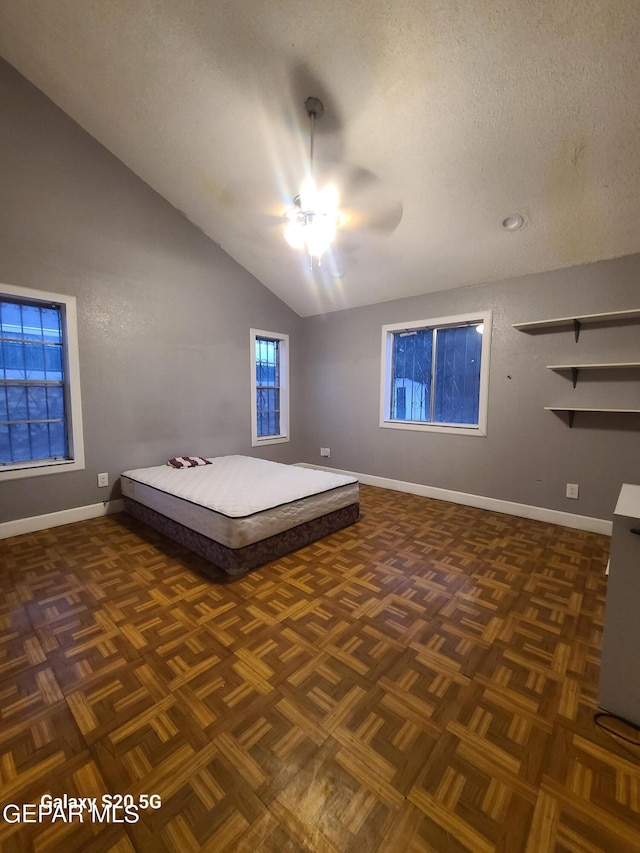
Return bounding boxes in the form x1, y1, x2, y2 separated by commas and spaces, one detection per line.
0, 457, 85, 482
380, 420, 486, 437
251, 435, 290, 448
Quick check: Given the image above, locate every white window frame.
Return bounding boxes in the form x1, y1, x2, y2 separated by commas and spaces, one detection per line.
250, 328, 290, 447
380, 310, 492, 437
0, 283, 85, 481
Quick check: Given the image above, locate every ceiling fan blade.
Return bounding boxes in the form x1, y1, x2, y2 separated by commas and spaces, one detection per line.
262, 213, 287, 227
339, 164, 380, 197
312, 161, 375, 197
310, 161, 403, 235
342, 200, 404, 234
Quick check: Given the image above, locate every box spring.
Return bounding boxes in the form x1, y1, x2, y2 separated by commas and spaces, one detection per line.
123, 496, 359, 576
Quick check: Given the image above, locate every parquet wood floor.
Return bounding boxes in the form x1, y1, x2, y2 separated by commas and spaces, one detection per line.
0, 485, 637, 852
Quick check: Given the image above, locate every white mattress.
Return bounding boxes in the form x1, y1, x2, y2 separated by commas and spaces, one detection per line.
121, 455, 359, 549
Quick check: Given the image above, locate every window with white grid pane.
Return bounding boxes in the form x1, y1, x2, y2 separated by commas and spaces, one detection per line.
0, 283, 84, 480
250, 329, 289, 446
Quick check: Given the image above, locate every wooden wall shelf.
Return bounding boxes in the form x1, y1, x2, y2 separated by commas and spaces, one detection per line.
546, 362, 640, 387
513, 308, 640, 342
545, 406, 640, 428
517, 308, 640, 427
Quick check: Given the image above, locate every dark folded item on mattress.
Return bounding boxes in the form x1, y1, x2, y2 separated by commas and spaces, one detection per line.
167, 456, 212, 468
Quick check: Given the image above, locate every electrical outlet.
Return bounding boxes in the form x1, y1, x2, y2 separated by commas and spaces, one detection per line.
566, 483, 579, 499
320, 447, 331, 458
97, 472, 109, 488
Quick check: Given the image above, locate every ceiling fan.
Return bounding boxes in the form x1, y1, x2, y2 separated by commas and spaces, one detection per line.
283, 97, 340, 266
282, 96, 403, 270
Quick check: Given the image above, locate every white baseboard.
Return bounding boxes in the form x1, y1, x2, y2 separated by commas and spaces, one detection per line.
0, 499, 125, 540
297, 463, 612, 536
2, 469, 613, 541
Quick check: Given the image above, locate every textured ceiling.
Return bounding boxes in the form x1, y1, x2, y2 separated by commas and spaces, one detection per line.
1, 1, 639, 316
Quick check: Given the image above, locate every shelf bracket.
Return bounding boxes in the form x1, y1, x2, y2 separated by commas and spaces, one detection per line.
571, 367, 579, 388
573, 318, 581, 342
568, 410, 575, 428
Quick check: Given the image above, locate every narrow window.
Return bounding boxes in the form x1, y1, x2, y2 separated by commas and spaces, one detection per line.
0, 283, 84, 480
256, 336, 280, 437
250, 329, 289, 446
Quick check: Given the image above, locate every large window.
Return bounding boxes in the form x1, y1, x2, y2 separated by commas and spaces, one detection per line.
0, 283, 84, 481
250, 329, 289, 446
380, 311, 492, 436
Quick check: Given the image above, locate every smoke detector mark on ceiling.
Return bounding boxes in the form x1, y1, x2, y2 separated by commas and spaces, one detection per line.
502, 214, 524, 231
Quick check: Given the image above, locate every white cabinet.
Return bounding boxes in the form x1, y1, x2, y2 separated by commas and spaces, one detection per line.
599, 484, 640, 726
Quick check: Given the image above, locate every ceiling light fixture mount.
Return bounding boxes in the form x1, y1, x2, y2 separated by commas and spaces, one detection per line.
284, 97, 340, 267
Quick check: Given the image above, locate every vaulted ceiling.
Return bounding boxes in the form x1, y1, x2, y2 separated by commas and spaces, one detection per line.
1, 1, 639, 316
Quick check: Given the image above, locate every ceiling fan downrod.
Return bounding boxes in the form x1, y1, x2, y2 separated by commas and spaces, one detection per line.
304, 96, 323, 181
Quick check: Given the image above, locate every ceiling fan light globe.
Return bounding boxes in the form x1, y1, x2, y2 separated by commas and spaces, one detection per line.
284, 222, 305, 249
319, 184, 339, 213
299, 177, 318, 213
306, 222, 334, 258
306, 240, 326, 259
319, 221, 337, 247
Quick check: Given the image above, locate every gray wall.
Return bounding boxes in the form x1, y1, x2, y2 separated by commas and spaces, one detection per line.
2, 56, 639, 528
0, 59, 303, 523
299, 256, 640, 521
